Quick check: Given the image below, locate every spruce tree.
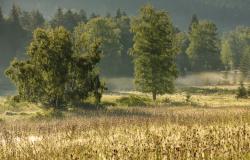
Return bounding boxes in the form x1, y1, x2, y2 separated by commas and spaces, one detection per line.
131, 5, 178, 101
187, 21, 221, 71
188, 14, 199, 34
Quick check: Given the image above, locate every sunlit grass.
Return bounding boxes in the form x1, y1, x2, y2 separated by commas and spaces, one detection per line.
1, 86, 250, 159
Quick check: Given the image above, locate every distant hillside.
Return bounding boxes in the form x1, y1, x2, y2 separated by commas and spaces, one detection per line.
1, 0, 250, 31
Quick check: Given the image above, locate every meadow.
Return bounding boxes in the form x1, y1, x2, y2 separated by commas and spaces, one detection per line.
0, 86, 250, 160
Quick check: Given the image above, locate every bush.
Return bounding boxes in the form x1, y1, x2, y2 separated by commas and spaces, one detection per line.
116, 95, 150, 107
236, 83, 248, 99
186, 93, 192, 103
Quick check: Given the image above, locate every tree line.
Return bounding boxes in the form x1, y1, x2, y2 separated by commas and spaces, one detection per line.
1, 4, 250, 77
2, 4, 250, 107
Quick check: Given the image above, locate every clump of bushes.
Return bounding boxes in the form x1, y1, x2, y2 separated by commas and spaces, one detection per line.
116, 95, 151, 107
236, 82, 248, 99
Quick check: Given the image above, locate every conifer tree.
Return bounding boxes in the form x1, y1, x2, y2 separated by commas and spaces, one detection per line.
187, 21, 221, 71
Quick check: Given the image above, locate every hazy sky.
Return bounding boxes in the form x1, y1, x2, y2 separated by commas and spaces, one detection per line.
1, 0, 250, 31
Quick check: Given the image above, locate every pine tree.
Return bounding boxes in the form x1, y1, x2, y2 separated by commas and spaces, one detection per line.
187, 21, 222, 71
188, 14, 199, 34
9, 4, 21, 25
116, 8, 122, 19
51, 8, 64, 27
131, 5, 178, 101
175, 32, 190, 75
79, 9, 87, 22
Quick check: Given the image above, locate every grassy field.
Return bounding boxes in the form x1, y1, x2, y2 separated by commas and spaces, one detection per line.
0, 86, 250, 159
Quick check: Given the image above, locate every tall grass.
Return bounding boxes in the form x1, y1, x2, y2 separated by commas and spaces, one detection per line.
1, 106, 250, 159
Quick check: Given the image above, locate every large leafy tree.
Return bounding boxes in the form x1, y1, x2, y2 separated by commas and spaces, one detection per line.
5, 27, 103, 108
187, 21, 222, 71
131, 5, 178, 101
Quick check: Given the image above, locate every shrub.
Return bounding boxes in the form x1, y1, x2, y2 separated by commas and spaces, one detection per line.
236, 82, 248, 99
186, 93, 192, 103
116, 95, 150, 107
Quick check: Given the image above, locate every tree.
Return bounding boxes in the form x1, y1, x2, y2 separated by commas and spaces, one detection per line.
221, 39, 233, 70
9, 4, 21, 25
50, 8, 64, 28
131, 5, 178, 101
78, 17, 122, 76
30, 10, 45, 30
79, 9, 87, 23
20, 10, 45, 31
175, 32, 190, 75
188, 14, 199, 34
222, 27, 250, 69
240, 47, 250, 80
187, 21, 222, 71
236, 82, 248, 99
6, 4, 27, 61
89, 13, 99, 19
5, 27, 103, 108
115, 8, 122, 19
114, 12, 134, 77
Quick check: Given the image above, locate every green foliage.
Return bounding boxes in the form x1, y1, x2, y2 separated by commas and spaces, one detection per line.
50, 8, 87, 31
188, 14, 199, 34
116, 95, 151, 107
187, 21, 222, 71
240, 47, 250, 80
5, 27, 103, 108
222, 27, 250, 69
20, 10, 45, 31
131, 5, 178, 101
236, 82, 248, 99
77, 17, 124, 76
175, 32, 190, 75
221, 40, 233, 70
185, 93, 192, 103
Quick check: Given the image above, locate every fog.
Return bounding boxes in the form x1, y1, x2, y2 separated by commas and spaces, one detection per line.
1, 0, 250, 31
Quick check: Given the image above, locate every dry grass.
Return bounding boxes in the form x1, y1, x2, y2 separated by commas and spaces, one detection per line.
0, 87, 250, 159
